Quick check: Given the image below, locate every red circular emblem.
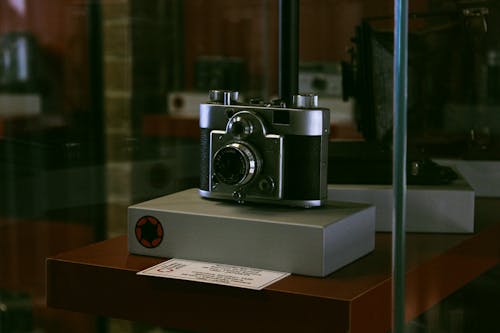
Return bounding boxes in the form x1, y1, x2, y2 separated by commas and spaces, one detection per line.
135, 216, 164, 248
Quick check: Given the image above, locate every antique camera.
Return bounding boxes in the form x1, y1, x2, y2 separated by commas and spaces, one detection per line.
330, 3, 495, 185
199, 90, 330, 208
342, 3, 493, 147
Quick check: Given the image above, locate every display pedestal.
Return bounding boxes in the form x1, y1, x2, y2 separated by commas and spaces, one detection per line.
328, 179, 475, 233
128, 188, 375, 277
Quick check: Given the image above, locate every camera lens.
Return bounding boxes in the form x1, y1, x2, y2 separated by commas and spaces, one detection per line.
213, 143, 259, 185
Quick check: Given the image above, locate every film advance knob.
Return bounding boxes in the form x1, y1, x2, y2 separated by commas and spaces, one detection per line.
292, 93, 319, 108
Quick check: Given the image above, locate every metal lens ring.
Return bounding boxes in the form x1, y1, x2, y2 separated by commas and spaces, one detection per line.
213, 142, 259, 186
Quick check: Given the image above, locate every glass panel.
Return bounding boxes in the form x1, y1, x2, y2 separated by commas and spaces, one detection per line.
1, 1, 498, 333
1, 0, 104, 332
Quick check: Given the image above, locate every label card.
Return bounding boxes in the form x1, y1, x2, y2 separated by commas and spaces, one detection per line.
137, 258, 290, 290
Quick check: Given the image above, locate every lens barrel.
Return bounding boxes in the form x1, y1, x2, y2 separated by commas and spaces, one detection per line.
213, 142, 259, 185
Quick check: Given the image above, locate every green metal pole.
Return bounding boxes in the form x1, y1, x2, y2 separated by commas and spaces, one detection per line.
392, 0, 408, 331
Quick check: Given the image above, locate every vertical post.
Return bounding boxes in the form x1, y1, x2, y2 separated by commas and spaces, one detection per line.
87, 0, 106, 242
392, 0, 408, 332
278, 0, 299, 106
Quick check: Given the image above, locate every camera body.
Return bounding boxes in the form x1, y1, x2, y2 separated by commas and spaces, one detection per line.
199, 90, 330, 208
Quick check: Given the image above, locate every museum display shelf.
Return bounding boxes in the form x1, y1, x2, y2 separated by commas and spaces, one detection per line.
1, 219, 94, 293
0, 114, 67, 137
1, 219, 97, 333
142, 114, 362, 140
46, 198, 499, 333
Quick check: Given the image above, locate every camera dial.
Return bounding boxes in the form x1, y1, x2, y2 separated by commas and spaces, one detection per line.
209, 90, 238, 105
213, 142, 261, 186
292, 93, 319, 108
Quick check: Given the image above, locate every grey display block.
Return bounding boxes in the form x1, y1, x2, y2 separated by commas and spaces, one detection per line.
128, 188, 375, 277
328, 179, 475, 233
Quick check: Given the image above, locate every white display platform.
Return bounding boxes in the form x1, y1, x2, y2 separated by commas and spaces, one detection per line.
328, 179, 475, 233
128, 188, 375, 277
434, 159, 500, 197
0, 93, 41, 116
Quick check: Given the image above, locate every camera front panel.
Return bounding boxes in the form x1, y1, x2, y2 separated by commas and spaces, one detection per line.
208, 127, 284, 202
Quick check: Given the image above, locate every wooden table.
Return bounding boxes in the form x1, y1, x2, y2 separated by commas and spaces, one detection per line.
46, 198, 500, 333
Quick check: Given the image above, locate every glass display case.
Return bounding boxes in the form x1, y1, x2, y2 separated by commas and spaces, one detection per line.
1, 1, 499, 332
